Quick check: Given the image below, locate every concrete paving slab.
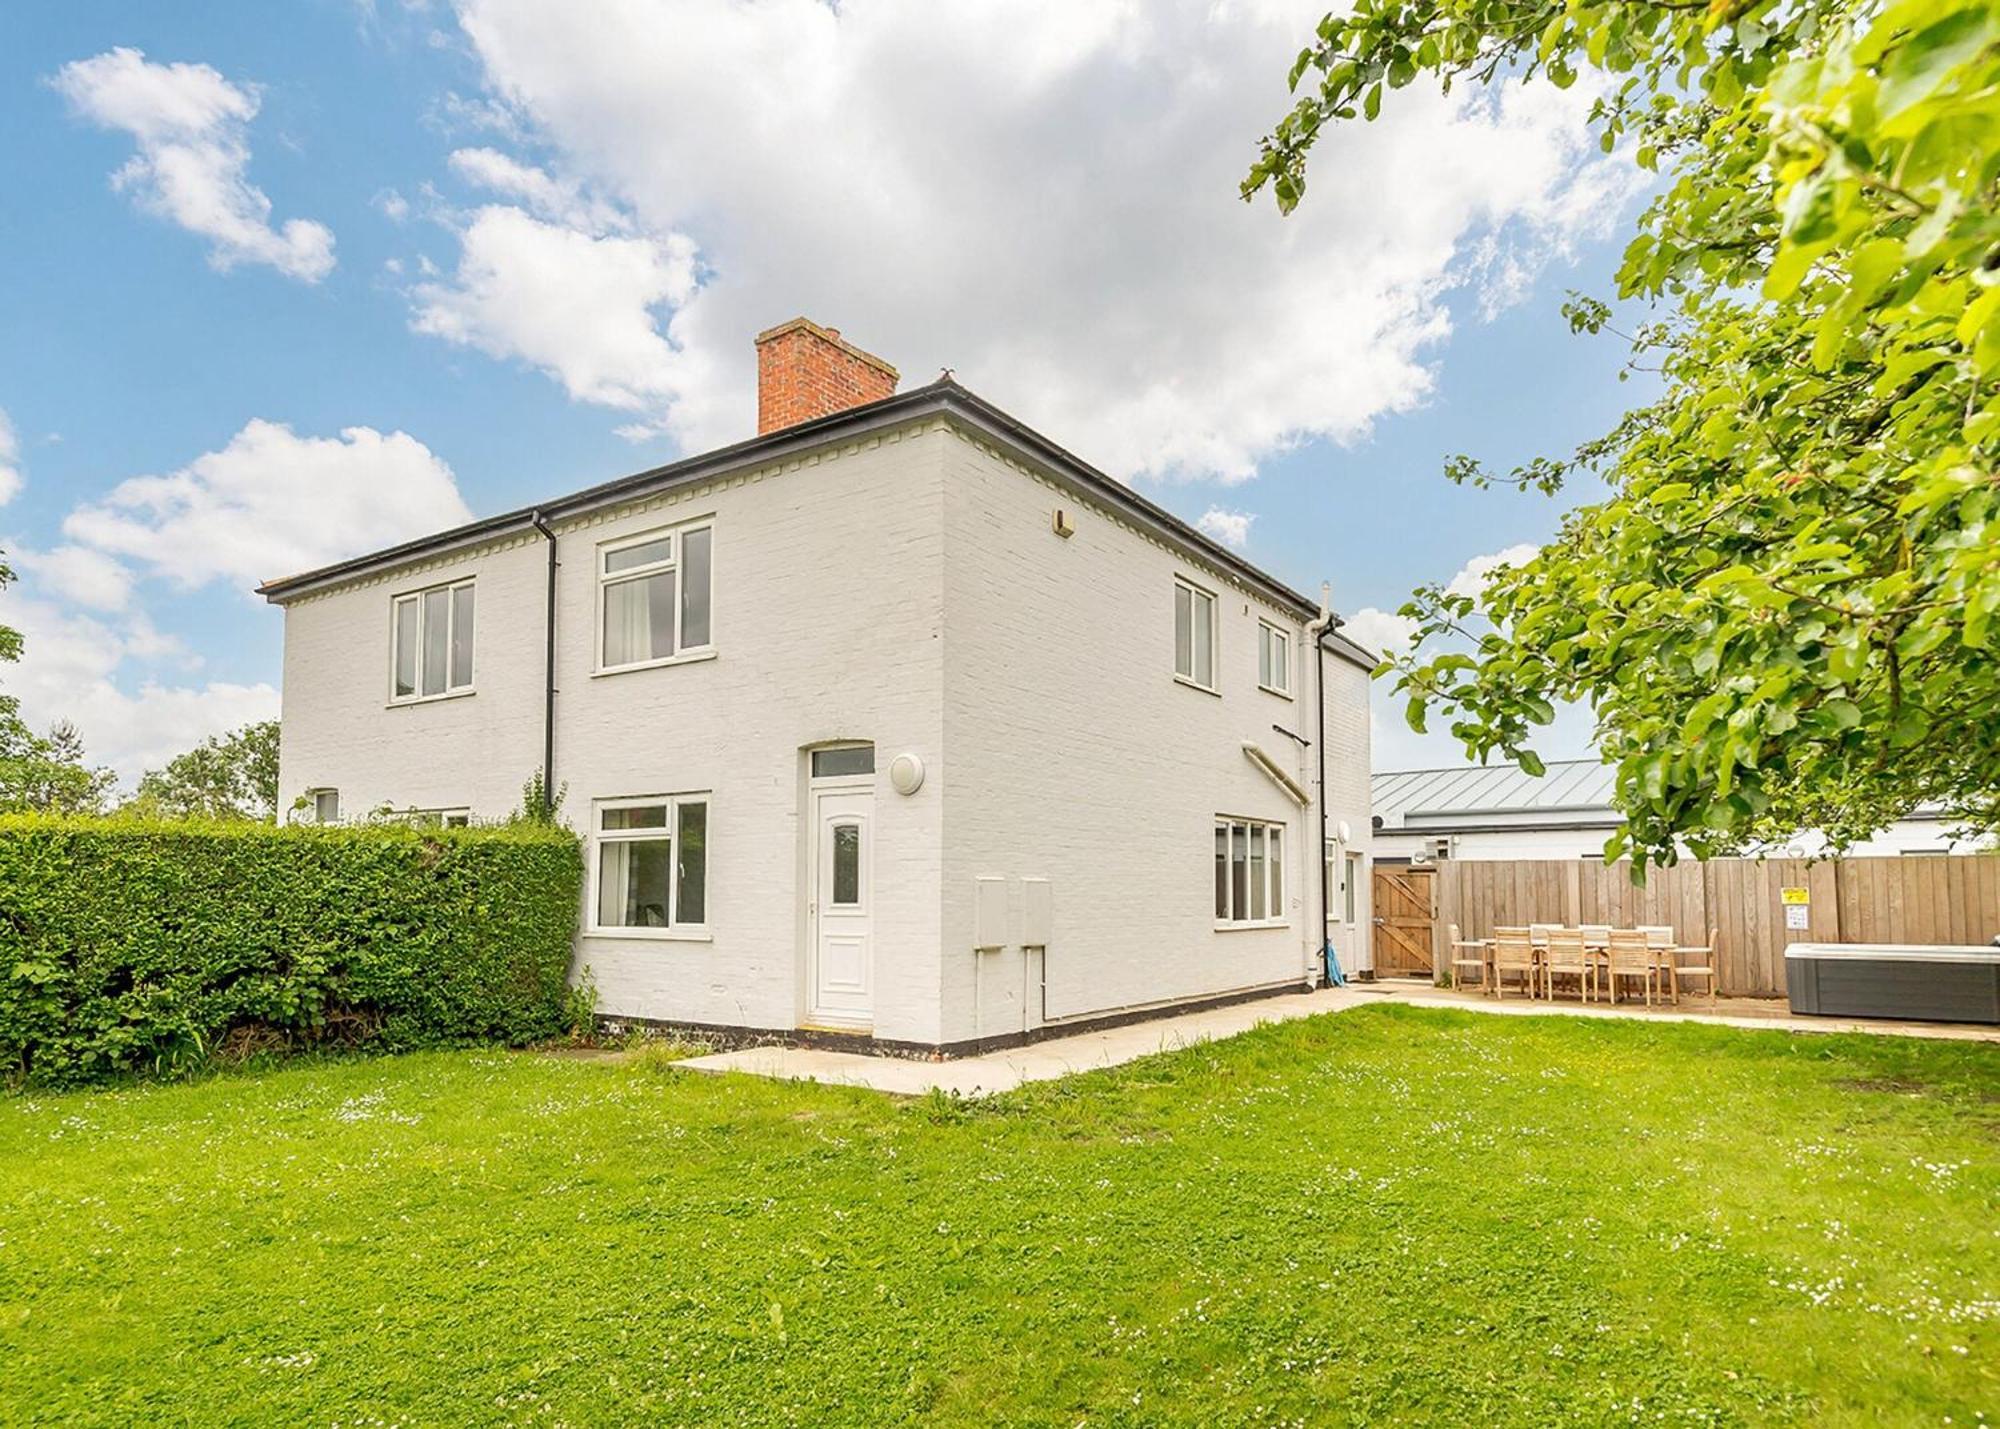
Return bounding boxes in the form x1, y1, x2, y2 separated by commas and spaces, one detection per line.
675, 981, 1998, 1098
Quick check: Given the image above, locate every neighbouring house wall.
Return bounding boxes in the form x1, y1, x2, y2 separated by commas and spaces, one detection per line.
935, 427, 1366, 1041
277, 419, 951, 1043
278, 540, 547, 822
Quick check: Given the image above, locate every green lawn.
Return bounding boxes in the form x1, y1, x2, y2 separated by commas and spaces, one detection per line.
1, 1007, 1994, 1426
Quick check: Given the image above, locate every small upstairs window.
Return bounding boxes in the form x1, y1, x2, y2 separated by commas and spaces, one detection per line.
391, 579, 474, 702
599, 522, 713, 672
1173, 578, 1216, 690
1258, 620, 1292, 696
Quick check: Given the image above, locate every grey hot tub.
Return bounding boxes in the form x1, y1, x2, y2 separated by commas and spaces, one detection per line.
1785, 943, 2000, 1024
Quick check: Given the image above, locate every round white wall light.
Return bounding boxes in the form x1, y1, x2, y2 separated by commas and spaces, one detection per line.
1335, 819, 1352, 844
889, 752, 925, 796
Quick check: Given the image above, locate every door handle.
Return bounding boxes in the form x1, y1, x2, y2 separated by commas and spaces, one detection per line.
1372, 917, 1385, 925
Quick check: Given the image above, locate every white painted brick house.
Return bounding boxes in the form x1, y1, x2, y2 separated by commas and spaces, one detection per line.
262, 319, 1377, 1053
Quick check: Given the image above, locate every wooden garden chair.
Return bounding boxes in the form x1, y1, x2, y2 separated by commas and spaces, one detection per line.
1666, 927, 1721, 1010
1447, 922, 1488, 993
1638, 926, 1678, 1002
1543, 926, 1595, 1002
1604, 929, 1658, 1006
1491, 930, 1538, 1000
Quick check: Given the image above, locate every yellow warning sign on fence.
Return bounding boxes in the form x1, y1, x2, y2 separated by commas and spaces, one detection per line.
1780, 886, 1810, 905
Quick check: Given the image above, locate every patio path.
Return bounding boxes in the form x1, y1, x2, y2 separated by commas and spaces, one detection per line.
676, 980, 2000, 1097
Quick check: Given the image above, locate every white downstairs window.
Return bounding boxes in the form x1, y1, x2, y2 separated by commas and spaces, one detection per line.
391, 579, 474, 702
598, 522, 713, 672
591, 795, 709, 935
1215, 817, 1285, 926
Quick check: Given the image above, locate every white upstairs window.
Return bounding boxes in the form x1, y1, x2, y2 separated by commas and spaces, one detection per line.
599, 523, 713, 672
391, 579, 474, 702
1174, 578, 1216, 690
1257, 620, 1292, 696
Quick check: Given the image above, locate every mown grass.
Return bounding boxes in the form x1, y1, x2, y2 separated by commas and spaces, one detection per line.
1, 1005, 1993, 1426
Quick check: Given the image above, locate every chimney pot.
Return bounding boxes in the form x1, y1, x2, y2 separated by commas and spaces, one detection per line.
753, 318, 897, 435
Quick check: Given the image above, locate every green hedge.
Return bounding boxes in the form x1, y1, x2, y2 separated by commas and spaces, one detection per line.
0, 815, 582, 1087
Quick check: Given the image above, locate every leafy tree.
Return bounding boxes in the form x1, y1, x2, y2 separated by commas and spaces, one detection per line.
0, 718, 116, 815
129, 721, 281, 821
0, 553, 115, 814
1247, 0, 2000, 866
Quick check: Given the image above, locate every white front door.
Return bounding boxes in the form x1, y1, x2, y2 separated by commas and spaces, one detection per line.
809, 788, 873, 1027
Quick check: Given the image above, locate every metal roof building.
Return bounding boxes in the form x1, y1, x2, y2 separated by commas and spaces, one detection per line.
1372, 759, 1974, 861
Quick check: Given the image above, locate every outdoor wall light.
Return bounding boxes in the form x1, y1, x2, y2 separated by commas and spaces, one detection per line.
890, 752, 925, 795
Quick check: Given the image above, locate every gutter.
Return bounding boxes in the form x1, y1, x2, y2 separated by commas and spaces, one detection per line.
531, 511, 557, 817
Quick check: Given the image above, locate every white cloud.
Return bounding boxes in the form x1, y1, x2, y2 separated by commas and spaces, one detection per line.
447, 147, 624, 230
1444, 542, 1541, 599
62, 419, 472, 593
375, 187, 412, 222
410, 205, 697, 422
1341, 605, 1417, 657
9, 544, 135, 612
0, 408, 21, 505
414, 0, 1640, 476
1, 590, 277, 787
1194, 507, 1254, 550
52, 47, 336, 282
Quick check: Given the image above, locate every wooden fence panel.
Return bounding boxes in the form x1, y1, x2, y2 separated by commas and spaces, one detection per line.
1427, 854, 1999, 998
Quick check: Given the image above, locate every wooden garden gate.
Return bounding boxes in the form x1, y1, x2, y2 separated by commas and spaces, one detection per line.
1373, 865, 1436, 976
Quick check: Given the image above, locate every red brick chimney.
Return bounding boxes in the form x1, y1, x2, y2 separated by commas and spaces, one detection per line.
754, 318, 898, 434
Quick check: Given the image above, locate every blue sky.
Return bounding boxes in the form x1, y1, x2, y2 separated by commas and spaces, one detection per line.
0, 1, 1648, 783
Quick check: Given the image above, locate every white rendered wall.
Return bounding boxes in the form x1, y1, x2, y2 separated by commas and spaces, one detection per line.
934, 428, 1373, 1042
278, 420, 950, 1043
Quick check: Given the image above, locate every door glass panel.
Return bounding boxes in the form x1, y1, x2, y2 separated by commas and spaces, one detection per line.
421, 588, 449, 695
831, 822, 860, 905
811, 745, 875, 778
676, 801, 707, 925
680, 527, 711, 648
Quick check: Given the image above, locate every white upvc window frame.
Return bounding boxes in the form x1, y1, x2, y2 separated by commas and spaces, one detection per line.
1214, 816, 1288, 929
585, 792, 712, 941
1173, 576, 1218, 693
389, 577, 475, 705
1257, 619, 1293, 698
594, 519, 715, 676
310, 789, 340, 825
398, 807, 471, 828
